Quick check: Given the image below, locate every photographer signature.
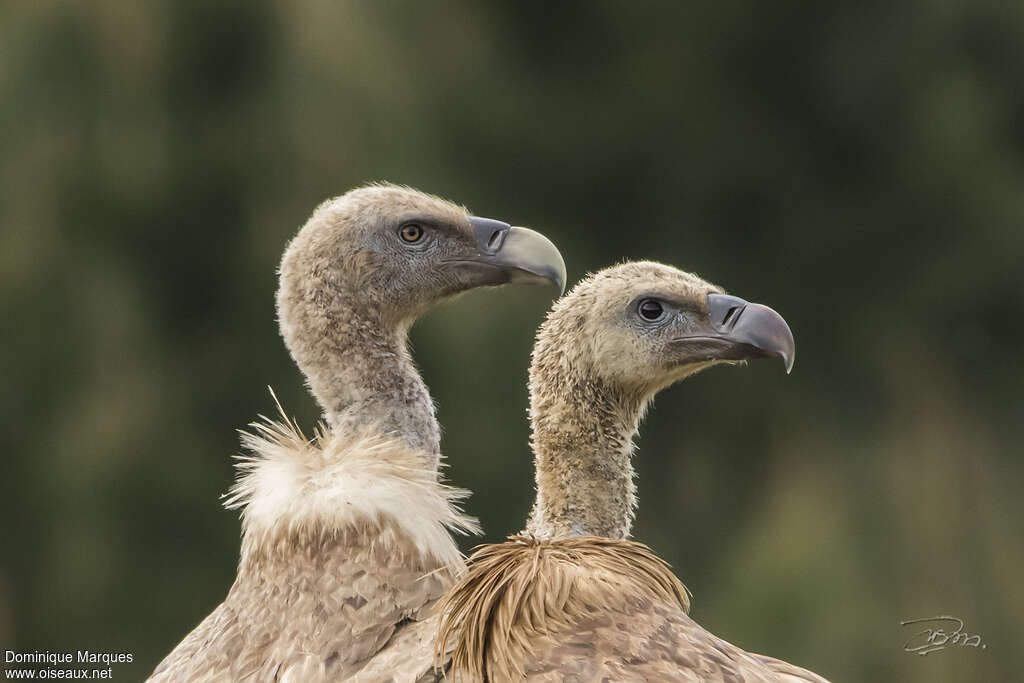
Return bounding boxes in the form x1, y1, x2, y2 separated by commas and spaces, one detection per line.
901, 616, 987, 656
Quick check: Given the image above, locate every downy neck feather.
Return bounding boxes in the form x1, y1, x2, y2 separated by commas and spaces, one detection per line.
224, 400, 479, 572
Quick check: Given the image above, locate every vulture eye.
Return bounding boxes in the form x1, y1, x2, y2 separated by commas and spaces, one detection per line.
637, 299, 665, 322
399, 223, 425, 243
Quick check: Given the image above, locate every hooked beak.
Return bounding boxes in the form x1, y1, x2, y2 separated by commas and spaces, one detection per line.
673, 293, 796, 373
445, 217, 566, 294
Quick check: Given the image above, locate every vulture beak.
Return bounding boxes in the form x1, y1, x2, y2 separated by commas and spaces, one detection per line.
674, 293, 796, 373
458, 217, 567, 294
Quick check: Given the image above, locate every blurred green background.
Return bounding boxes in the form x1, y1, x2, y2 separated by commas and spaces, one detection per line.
2, 1, 1022, 680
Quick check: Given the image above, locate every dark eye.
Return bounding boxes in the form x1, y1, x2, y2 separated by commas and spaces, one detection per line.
399, 223, 425, 243
638, 298, 665, 321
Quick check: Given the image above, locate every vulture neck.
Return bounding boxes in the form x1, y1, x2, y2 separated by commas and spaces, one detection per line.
287, 296, 441, 468
526, 377, 648, 540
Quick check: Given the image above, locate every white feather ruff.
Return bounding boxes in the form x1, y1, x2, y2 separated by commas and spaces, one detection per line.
223, 394, 480, 571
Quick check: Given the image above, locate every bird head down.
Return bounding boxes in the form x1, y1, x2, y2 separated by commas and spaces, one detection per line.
531, 261, 794, 402
278, 183, 566, 331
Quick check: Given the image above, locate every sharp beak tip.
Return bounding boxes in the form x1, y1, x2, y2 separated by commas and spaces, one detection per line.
501, 225, 567, 296
465, 217, 565, 295
710, 296, 795, 375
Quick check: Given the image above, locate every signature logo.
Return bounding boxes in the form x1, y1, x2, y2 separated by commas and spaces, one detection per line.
901, 616, 987, 656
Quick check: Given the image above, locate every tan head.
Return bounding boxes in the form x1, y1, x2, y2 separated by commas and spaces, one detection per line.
277, 183, 566, 456
527, 260, 794, 539
531, 260, 793, 401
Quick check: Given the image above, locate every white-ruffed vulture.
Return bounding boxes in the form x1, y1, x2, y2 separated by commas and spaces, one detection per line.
147, 184, 565, 682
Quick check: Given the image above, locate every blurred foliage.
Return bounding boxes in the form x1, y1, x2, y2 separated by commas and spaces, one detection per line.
2, 1, 1023, 680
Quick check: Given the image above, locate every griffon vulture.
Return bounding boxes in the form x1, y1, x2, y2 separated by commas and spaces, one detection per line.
148, 184, 566, 682
436, 261, 830, 682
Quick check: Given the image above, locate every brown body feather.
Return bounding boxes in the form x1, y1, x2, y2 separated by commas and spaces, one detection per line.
435, 536, 829, 683
150, 522, 450, 681
436, 536, 690, 682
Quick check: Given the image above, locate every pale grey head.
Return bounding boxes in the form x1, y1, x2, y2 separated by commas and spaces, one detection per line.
277, 183, 566, 461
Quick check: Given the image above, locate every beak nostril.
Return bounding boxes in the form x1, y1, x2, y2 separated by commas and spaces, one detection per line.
471, 217, 512, 253
487, 228, 505, 250
722, 306, 741, 326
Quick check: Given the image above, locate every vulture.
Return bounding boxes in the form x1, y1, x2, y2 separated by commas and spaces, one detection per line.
436, 261, 831, 682
148, 184, 566, 682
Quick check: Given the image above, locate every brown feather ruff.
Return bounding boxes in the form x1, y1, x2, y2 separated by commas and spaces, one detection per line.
434, 535, 690, 682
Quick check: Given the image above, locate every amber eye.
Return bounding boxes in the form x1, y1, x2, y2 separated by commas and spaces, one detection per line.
638, 298, 665, 321
399, 223, 425, 243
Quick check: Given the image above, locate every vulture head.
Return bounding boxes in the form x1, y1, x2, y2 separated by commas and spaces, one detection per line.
277, 183, 566, 452
527, 261, 794, 539
531, 260, 793, 403
279, 183, 565, 332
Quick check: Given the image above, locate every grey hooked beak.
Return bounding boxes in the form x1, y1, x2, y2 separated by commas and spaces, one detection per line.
674, 293, 796, 373
466, 217, 567, 294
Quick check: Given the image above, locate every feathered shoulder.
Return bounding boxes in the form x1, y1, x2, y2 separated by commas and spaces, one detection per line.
223, 394, 480, 571
435, 535, 690, 681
